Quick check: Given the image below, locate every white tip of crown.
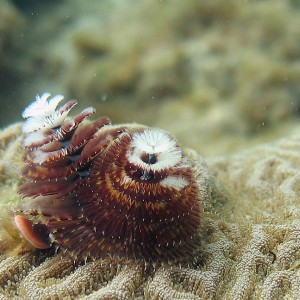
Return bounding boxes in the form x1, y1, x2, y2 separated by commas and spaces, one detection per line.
132, 129, 177, 155
22, 93, 64, 119
160, 176, 190, 191
128, 129, 183, 171
22, 93, 77, 134
22, 117, 49, 135
22, 130, 46, 148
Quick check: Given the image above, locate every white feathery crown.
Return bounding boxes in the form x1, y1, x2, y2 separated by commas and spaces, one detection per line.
22, 93, 64, 118
22, 93, 76, 134
132, 129, 177, 154
128, 129, 184, 171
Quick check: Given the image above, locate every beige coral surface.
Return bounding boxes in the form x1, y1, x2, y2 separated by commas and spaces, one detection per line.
1, 124, 300, 299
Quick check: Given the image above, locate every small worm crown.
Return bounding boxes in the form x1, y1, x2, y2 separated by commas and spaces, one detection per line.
129, 129, 185, 170
15, 93, 201, 264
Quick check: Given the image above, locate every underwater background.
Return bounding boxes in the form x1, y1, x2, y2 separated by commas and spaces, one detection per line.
2, 1, 300, 299
1, 0, 300, 156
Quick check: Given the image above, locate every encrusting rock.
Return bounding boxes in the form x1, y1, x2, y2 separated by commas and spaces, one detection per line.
1, 124, 300, 299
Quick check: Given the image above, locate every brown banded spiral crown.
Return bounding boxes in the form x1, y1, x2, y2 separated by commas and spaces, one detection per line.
15, 93, 201, 264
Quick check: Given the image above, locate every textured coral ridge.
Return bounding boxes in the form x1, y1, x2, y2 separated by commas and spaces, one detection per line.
2, 123, 300, 298
15, 93, 202, 264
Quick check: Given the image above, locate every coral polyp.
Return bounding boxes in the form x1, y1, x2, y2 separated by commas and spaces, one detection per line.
15, 93, 201, 263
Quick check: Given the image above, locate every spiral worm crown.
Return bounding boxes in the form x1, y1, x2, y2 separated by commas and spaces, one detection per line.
15, 93, 201, 263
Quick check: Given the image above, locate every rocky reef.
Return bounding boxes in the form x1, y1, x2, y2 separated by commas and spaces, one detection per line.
1, 123, 300, 299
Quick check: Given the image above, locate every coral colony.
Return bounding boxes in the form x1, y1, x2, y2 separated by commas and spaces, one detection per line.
14, 93, 201, 263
